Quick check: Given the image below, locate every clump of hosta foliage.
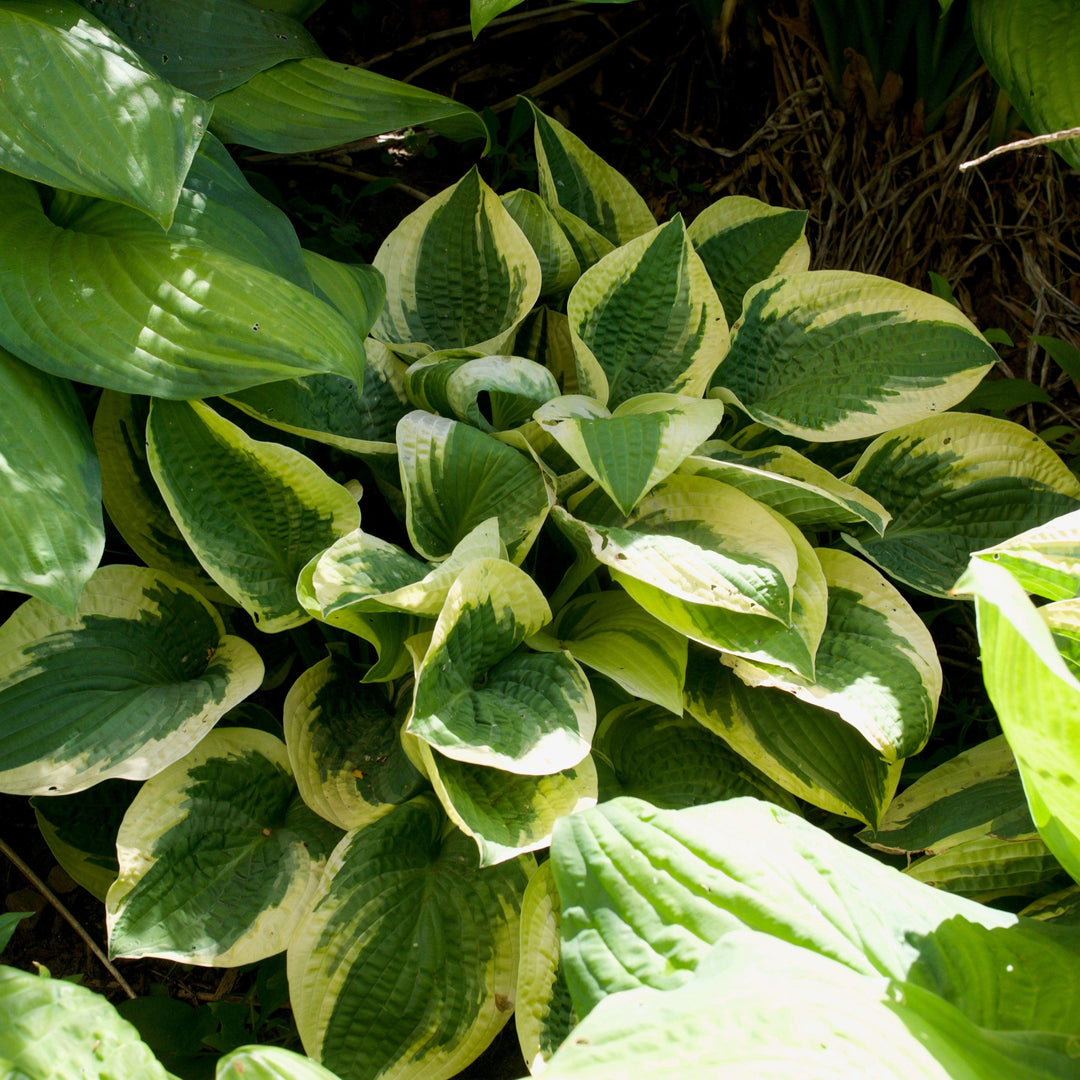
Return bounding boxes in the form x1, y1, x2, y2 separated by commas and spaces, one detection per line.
5, 4, 1080, 1080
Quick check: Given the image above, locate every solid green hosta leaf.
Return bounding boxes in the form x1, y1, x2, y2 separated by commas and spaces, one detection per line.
147, 399, 360, 631
0, 1, 208, 228
714, 271, 998, 441
687, 195, 810, 324
528, 591, 687, 715
81, 0, 322, 97
529, 104, 655, 248
373, 169, 541, 357
972, 0, 1080, 169
904, 835, 1064, 901
217, 1045, 345, 1080
594, 701, 799, 811
0, 964, 170, 1080
516, 860, 576, 1075
730, 548, 941, 763
287, 796, 531, 1080
845, 413, 1080, 597
304, 249, 385, 330
567, 217, 729, 408
974, 509, 1080, 601
410, 559, 595, 774
0, 173, 365, 398
957, 557, 1080, 883
501, 189, 581, 296
397, 410, 552, 564
283, 654, 425, 830
420, 742, 598, 865
406, 353, 561, 432
685, 650, 901, 826
0, 564, 263, 796
93, 391, 228, 603
0, 347, 103, 614
549, 796, 1015, 1020
107, 727, 341, 965
681, 439, 890, 534
31, 780, 138, 901
535, 394, 725, 515
211, 58, 489, 153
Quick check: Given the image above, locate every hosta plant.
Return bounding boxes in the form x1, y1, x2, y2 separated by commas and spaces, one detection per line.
3, 9, 1080, 1075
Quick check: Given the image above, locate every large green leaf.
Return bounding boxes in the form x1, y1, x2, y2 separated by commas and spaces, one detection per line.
566, 217, 729, 408
687, 195, 810, 324
529, 103, 655, 248
147, 399, 360, 631
107, 727, 341, 964
287, 796, 532, 1080
845, 413, 1080, 596
713, 271, 998, 441
80, 0, 322, 97
973, 508, 1080, 601
372, 169, 542, 357
211, 58, 489, 152
0, 564, 263, 796
0, 964, 170, 1079
535, 393, 725, 515
283, 654, 426, 830
956, 556, 1080, 883
971, 0, 1080, 170
0, 172, 365, 398
0, 347, 103, 615
409, 558, 595, 775
0, 0, 209, 228
397, 410, 552, 564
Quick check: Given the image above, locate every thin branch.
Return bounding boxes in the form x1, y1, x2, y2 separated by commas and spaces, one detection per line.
960, 126, 1080, 171
0, 835, 136, 1000
284, 160, 431, 201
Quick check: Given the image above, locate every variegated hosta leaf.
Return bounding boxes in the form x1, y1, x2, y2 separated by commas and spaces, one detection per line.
0, 173, 365, 399
528, 103, 655, 248
397, 410, 552, 564
0, 347, 103, 615
566, 217, 729, 408
729, 548, 941, 763
973, 508, 1080, 602
287, 796, 532, 1080
515, 306, 580, 397
147, 400, 360, 632
93, 391, 228, 604
713, 270, 998, 441
0, 565, 263, 796
283, 654, 426, 830
681, 439, 890, 535
217, 1045, 346, 1080
107, 727, 342, 965
594, 701, 800, 812
535, 394, 725, 515
303, 518, 504, 621
527, 590, 687, 716
372, 168, 542, 357
0, 0, 208, 228
407, 353, 561, 432
410, 558, 596, 774
210, 58, 490, 153
501, 188, 581, 296
610, 497, 827, 679
845, 413, 1080, 597
303, 250, 386, 330
686, 195, 810, 324
31, 780, 137, 901
78, 0, 322, 97
515, 860, 577, 1075
1022, 884, 1080, 924
684, 649, 902, 826
550, 203, 617, 276
419, 741, 598, 866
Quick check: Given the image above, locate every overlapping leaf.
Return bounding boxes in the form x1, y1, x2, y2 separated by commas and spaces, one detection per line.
713, 270, 998, 441
107, 728, 341, 964
845, 413, 1080, 596
217, 1046, 345, 1080
972, 508, 1080, 601
501, 188, 581, 296
147, 400, 360, 631
0, 565, 263, 796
